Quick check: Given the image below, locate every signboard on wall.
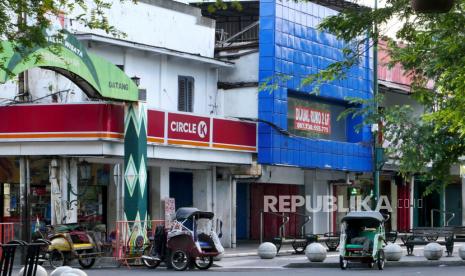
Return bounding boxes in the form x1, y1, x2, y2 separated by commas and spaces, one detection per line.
0, 30, 139, 101
0, 104, 257, 152
294, 106, 331, 134
288, 92, 347, 141
167, 113, 210, 146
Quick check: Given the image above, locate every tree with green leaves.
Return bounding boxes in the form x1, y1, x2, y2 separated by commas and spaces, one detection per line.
0, 0, 241, 69
310, 0, 465, 192
0, 0, 124, 52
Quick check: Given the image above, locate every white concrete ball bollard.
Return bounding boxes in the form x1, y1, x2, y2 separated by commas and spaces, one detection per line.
61, 269, 87, 276
384, 243, 403, 261
424, 242, 443, 260
459, 244, 465, 260
18, 265, 48, 276
257, 242, 277, 259
50, 266, 73, 276
305, 243, 327, 262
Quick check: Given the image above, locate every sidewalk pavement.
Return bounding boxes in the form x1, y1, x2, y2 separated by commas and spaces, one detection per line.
222, 241, 465, 268
67, 242, 465, 269
224, 243, 296, 258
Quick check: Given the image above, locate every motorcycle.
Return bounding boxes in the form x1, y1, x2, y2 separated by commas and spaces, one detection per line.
35, 223, 102, 269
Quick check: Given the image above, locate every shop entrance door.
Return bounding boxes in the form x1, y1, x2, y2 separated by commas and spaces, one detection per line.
445, 184, 462, 226
169, 172, 193, 209
249, 183, 303, 241
397, 183, 411, 232
414, 181, 441, 227
236, 182, 249, 240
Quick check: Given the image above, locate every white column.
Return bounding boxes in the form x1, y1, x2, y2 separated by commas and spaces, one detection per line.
231, 177, 237, 248
304, 170, 315, 234
212, 167, 217, 214
66, 158, 78, 223
215, 177, 232, 248
49, 159, 61, 225
59, 158, 72, 224
150, 165, 170, 220
108, 164, 118, 232
193, 170, 213, 211
19, 157, 30, 240
113, 163, 124, 222
304, 170, 330, 234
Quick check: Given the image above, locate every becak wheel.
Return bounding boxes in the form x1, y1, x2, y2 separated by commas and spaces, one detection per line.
194, 256, 213, 270
170, 249, 189, 271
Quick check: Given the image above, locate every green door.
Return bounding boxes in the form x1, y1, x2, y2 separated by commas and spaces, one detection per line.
445, 184, 462, 226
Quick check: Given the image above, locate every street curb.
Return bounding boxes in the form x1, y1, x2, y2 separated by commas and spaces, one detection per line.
224, 250, 296, 258
285, 260, 465, 268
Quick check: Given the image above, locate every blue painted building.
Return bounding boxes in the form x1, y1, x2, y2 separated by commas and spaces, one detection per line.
258, 0, 373, 172
200, 0, 374, 240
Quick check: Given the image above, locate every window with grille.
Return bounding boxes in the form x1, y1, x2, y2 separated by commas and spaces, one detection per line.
178, 76, 194, 112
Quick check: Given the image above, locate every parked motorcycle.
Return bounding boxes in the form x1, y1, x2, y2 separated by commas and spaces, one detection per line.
35, 223, 102, 269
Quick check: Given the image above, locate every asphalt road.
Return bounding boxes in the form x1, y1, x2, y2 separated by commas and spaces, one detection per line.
75, 265, 465, 276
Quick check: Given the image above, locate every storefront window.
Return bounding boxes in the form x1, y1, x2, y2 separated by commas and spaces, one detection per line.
29, 158, 52, 225
77, 163, 110, 230
0, 157, 21, 224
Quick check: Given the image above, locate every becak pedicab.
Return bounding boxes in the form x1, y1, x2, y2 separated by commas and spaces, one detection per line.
339, 211, 387, 270
142, 207, 224, 271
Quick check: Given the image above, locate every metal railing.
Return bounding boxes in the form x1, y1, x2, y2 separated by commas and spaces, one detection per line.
259, 211, 312, 244
430, 209, 455, 227
115, 220, 164, 262
297, 213, 312, 237
259, 211, 289, 244
216, 21, 259, 47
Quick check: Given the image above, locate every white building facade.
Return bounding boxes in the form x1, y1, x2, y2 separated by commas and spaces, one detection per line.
0, 0, 256, 247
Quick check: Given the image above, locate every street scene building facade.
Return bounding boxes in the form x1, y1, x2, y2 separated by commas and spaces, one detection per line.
0, 0, 256, 248
205, 0, 373, 240
0, 0, 464, 253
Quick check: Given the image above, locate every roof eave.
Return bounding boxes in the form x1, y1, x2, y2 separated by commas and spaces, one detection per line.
75, 33, 234, 68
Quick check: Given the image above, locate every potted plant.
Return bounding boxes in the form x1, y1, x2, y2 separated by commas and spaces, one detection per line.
411, 0, 454, 13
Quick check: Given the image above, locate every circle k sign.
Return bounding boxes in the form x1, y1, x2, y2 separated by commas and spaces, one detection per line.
197, 121, 208, 138
168, 113, 210, 142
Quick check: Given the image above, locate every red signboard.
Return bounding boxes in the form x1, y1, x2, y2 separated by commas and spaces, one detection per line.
0, 104, 257, 152
147, 110, 165, 144
294, 106, 331, 134
0, 103, 124, 140
167, 113, 210, 146
213, 119, 256, 151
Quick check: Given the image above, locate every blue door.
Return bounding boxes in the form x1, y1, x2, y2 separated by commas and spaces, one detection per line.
236, 183, 248, 240
169, 172, 193, 209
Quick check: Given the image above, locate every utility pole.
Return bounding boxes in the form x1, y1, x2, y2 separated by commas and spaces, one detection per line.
372, 0, 381, 209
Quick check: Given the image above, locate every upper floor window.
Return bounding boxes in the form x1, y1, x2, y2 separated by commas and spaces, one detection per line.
178, 76, 194, 112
